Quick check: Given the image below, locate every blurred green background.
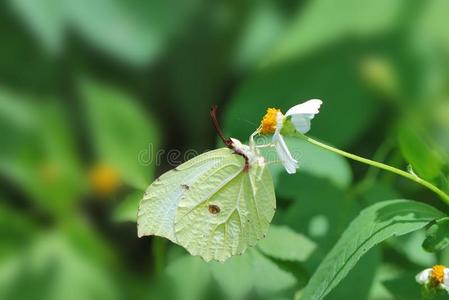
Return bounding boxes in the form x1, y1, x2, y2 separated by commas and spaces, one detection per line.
1, 0, 449, 299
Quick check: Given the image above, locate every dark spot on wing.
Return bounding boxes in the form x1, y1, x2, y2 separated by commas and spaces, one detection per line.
208, 204, 220, 214
181, 184, 189, 191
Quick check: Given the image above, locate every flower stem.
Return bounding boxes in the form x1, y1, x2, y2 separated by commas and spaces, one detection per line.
299, 134, 449, 206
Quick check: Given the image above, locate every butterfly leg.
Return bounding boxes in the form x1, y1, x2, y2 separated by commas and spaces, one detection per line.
255, 144, 275, 148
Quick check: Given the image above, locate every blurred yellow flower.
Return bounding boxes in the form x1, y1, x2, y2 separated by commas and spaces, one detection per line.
89, 164, 121, 196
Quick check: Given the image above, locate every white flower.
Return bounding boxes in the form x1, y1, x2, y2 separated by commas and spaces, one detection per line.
259, 99, 323, 174
272, 111, 298, 174
285, 99, 323, 134
416, 265, 449, 293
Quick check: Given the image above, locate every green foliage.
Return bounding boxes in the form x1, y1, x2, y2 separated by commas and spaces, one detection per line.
0, 231, 120, 300
0, 91, 84, 214
326, 248, 380, 300
167, 245, 297, 300
266, 0, 405, 65
81, 79, 159, 190
8, 0, 197, 65
383, 272, 448, 300
423, 217, 449, 252
266, 137, 352, 189
398, 124, 446, 182
278, 175, 358, 250
7, 0, 63, 53
1, 0, 449, 299
224, 44, 379, 148
257, 225, 316, 262
166, 255, 211, 300
113, 190, 142, 223
300, 199, 444, 300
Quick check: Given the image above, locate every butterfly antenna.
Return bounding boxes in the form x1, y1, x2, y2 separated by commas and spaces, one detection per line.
238, 118, 257, 127
210, 105, 233, 148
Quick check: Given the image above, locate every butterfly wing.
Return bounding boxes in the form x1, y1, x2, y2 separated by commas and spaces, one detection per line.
174, 158, 276, 262
137, 148, 232, 242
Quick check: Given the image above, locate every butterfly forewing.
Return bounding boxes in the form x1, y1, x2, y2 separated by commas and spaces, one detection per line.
137, 148, 233, 242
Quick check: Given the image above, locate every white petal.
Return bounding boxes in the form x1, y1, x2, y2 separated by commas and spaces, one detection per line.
285, 99, 323, 116
442, 268, 449, 292
285, 99, 323, 134
274, 111, 283, 137
416, 269, 432, 284
290, 115, 312, 134
273, 133, 298, 174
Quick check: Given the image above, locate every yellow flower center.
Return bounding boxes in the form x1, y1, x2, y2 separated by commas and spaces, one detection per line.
431, 265, 446, 284
260, 108, 281, 134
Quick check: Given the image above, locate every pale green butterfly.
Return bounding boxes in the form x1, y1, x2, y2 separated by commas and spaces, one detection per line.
137, 107, 276, 262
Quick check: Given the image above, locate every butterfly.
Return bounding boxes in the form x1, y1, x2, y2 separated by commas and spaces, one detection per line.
137, 107, 276, 262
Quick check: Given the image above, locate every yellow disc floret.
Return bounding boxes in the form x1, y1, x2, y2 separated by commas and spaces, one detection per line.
260, 108, 281, 134
431, 265, 446, 284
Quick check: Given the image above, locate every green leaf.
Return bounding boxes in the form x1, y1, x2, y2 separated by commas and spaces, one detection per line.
232, 1, 284, 70
0, 89, 36, 130
423, 217, 449, 252
8, 0, 198, 65
7, 0, 63, 53
0, 232, 120, 300
382, 272, 421, 300
66, 0, 158, 65
398, 124, 445, 182
265, 0, 405, 65
414, 0, 449, 54
166, 256, 211, 300
0, 204, 36, 261
326, 247, 380, 300
113, 190, 142, 223
80, 79, 159, 190
0, 94, 84, 213
279, 175, 358, 251
66, 0, 197, 66
265, 137, 352, 189
209, 253, 253, 300
390, 230, 436, 266
251, 249, 296, 294
300, 199, 444, 300
210, 248, 297, 299
257, 225, 316, 262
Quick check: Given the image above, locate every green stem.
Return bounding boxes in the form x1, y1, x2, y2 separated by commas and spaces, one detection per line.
299, 134, 449, 206
153, 237, 166, 277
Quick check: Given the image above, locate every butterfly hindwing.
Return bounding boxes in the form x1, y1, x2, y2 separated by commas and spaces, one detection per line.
174, 156, 276, 262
